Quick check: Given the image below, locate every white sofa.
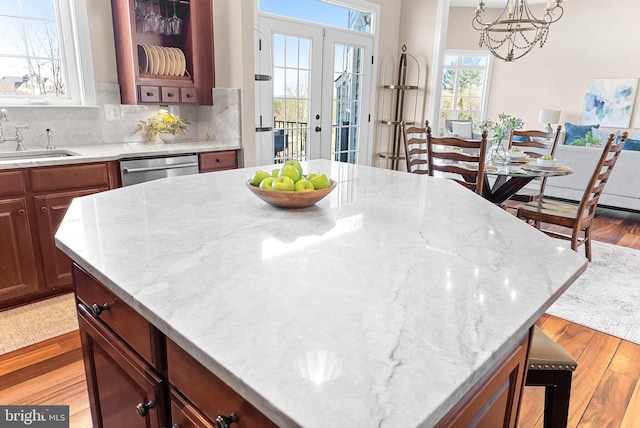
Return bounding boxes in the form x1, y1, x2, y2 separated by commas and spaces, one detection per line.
542, 127, 640, 212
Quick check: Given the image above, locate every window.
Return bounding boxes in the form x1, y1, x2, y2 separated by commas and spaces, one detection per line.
438, 51, 492, 136
0, 0, 95, 105
259, 0, 373, 34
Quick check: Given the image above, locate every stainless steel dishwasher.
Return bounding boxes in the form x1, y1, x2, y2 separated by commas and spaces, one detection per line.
119, 154, 199, 186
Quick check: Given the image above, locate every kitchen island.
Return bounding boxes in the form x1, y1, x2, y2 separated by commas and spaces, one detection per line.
55, 160, 587, 427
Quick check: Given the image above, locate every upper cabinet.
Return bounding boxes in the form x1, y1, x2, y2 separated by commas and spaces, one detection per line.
110, 0, 215, 105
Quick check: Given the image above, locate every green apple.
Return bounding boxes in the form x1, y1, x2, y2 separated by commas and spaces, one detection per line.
294, 179, 315, 192
259, 176, 276, 189
249, 170, 271, 187
306, 172, 318, 181
271, 168, 280, 178
542, 154, 553, 160
511, 147, 522, 152
285, 160, 303, 177
279, 164, 302, 183
309, 173, 331, 190
271, 175, 295, 191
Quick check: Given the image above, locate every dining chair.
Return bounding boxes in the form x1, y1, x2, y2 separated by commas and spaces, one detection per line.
525, 326, 578, 428
515, 132, 627, 261
426, 125, 488, 195
507, 126, 562, 203
402, 120, 429, 174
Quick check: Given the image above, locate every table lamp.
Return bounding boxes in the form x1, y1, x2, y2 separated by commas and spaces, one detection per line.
538, 109, 561, 134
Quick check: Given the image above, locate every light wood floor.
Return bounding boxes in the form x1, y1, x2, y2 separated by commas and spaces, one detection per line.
1, 207, 639, 428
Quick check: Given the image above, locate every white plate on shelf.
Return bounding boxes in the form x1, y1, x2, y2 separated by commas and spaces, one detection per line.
148, 45, 160, 74
169, 48, 180, 76
160, 47, 171, 75
137, 44, 147, 74
177, 48, 186, 76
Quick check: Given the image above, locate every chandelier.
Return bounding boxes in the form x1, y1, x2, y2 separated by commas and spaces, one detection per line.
473, 0, 564, 62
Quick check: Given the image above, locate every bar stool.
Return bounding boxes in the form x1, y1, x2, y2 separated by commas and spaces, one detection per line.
525, 326, 578, 428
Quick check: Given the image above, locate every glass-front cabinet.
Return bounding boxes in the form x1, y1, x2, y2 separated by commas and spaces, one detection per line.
110, 0, 215, 105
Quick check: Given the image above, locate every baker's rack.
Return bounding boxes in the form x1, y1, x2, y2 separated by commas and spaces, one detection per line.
377, 45, 420, 170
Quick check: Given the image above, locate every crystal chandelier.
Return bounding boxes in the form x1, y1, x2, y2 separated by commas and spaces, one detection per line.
473, 0, 564, 62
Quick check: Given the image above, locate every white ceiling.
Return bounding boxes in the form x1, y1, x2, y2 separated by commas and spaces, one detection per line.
450, 0, 549, 7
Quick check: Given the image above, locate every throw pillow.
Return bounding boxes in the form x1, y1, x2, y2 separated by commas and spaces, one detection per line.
451, 121, 473, 139
512, 135, 530, 142
623, 138, 640, 151
564, 122, 599, 145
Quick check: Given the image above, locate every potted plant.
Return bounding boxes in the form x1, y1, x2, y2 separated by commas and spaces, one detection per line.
135, 109, 190, 143
478, 113, 524, 164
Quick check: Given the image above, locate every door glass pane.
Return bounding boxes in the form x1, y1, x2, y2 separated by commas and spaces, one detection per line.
332, 43, 362, 163
273, 33, 311, 163
259, 0, 373, 34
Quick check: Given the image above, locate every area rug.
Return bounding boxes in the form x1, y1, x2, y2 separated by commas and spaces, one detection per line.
546, 241, 640, 345
0, 293, 78, 355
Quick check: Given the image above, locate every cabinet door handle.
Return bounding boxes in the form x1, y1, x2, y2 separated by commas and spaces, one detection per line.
18, 209, 25, 215
214, 413, 239, 428
91, 303, 110, 316
41, 206, 48, 213
135, 400, 155, 417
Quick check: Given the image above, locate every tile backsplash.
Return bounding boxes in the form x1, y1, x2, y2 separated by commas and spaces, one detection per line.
0, 84, 241, 151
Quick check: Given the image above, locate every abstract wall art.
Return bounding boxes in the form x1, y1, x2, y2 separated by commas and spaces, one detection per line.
581, 78, 638, 127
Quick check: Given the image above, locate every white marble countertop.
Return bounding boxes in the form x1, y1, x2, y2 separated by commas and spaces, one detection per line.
0, 140, 241, 170
55, 160, 587, 427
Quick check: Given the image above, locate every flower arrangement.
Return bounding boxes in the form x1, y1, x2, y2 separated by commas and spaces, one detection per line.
569, 131, 601, 147
478, 113, 524, 142
135, 109, 190, 140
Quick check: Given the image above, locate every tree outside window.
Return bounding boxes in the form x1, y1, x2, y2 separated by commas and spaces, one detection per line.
0, 0, 66, 98
438, 52, 492, 136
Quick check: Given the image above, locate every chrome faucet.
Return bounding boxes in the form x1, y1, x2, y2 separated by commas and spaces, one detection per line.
46, 128, 56, 150
0, 109, 30, 151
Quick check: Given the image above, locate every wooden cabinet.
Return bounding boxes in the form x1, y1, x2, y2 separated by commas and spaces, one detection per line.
435, 333, 530, 428
73, 264, 276, 428
198, 150, 239, 173
0, 197, 39, 301
110, 0, 215, 105
34, 189, 103, 290
0, 162, 119, 309
77, 304, 168, 428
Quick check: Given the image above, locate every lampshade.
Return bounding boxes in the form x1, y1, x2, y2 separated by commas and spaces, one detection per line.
538, 109, 561, 124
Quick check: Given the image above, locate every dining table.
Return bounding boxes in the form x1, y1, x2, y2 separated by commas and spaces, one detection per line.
481, 159, 574, 204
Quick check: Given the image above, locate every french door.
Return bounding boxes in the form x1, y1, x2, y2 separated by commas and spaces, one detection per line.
256, 16, 373, 166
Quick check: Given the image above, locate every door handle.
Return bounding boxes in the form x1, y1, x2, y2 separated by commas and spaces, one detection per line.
315, 126, 321, 132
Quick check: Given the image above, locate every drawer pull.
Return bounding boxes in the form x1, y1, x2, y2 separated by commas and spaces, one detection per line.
167, 92, 175, 97
91, 303, 110, 316
18, 209, 25, 215
216, 158, 223, 163
186, 93, 194, 98
214, 413, 239, 428
135, 400, 156, 417
41, 206, 48, 213
146, 92, 154, 96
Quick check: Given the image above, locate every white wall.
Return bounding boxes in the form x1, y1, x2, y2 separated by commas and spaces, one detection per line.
446, 0, 640, 130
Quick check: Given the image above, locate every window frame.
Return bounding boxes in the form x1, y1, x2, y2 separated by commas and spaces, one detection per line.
437, 49, 492, 136
0, 0, 96, 106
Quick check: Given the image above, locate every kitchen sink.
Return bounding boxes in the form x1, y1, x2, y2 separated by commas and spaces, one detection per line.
0, 149, 80, 160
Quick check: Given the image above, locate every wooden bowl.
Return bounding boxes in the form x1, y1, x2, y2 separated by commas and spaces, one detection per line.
245, 179, 337, 208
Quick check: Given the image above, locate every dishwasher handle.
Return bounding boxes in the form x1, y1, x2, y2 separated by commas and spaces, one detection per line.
122, 162, 199, 174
